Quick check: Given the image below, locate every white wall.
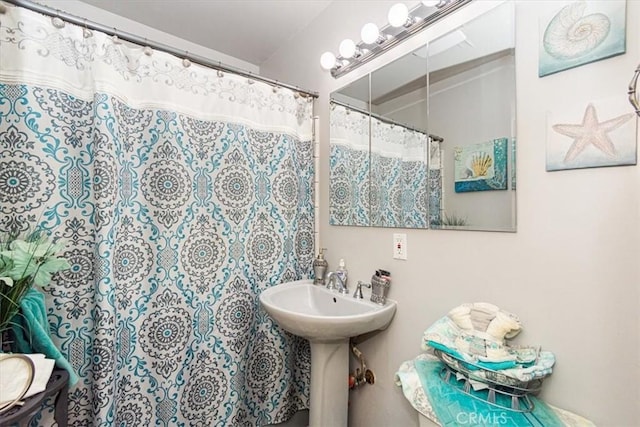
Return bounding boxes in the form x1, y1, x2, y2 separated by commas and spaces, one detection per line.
430, 54, 515, 230
35, 0, 259, 73
262, 1, 640, 426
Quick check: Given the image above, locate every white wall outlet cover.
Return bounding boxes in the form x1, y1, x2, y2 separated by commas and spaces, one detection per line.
393, 233, 407, 260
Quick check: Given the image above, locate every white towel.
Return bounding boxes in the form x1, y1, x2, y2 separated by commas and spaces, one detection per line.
0, 353, 55, 406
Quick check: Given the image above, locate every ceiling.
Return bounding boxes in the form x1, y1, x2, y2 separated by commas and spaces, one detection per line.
77, 0, 333, 66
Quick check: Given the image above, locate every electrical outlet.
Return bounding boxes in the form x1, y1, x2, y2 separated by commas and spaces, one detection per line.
393, 233, 407, 260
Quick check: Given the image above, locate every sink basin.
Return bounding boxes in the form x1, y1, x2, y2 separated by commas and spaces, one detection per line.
259, 279, 397, 427
259, 279, 396, 341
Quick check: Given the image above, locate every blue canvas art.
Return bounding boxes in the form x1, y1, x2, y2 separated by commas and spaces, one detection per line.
539, 1, 627, 77
454, 138, 508, 193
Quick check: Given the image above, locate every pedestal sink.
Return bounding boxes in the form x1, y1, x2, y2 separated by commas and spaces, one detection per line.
259, 279, 397, 427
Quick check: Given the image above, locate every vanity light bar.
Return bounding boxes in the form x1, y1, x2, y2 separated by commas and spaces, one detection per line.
324, 0, 472, 79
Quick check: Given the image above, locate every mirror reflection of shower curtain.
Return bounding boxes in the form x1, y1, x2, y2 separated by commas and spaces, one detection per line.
370, 117, 429, 228
329, 103, 370, 226
0, 6, 314, 426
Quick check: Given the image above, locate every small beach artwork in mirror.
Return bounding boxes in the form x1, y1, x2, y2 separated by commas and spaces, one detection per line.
546, 98, 637, 171
454, 138, 508, 192
539, 1, 626, 78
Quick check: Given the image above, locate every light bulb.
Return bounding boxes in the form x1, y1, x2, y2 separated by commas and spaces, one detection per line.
361, 23, 380, 44
388, 3, 409, 27
320, 51, 336, 70
422, 0, 440, 7
339, 39, 357, 59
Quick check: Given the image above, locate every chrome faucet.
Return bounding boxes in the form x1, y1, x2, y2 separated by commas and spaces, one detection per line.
353, 281, 371, 299
326, 271, 348, 295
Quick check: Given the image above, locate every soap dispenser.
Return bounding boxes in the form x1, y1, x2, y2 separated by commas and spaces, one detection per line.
313, 248, 328, 286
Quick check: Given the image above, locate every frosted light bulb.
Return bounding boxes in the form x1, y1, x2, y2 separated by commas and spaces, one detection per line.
361, 23, 380, 44
422, 0, 440, 7
388, 3, 409, 27
320, 51, 336, 70
339, 39, 357, 59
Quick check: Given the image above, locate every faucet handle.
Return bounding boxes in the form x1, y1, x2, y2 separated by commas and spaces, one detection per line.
353, 281, 371, 299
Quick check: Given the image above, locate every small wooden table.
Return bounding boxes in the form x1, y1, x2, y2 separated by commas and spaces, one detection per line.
0, 368, 69, 427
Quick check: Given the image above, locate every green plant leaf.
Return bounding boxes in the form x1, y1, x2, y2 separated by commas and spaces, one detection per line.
5, 250, 38, 280
32, 257, 71, 287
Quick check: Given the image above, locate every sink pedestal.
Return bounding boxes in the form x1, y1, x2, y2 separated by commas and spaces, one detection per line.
259, 280, 396, 426
309, 340, 349, 427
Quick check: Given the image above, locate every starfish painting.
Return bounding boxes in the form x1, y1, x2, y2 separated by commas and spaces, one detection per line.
552, 104, 634, 163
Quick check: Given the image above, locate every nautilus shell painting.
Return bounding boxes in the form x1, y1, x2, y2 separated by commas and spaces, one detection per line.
539, 1, 626, 77
546, 98, 636, 171
454, 138, 508, 192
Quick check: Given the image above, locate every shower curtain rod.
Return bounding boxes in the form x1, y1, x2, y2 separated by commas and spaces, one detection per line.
330, 99, 443, 142
2, 0, 319, 99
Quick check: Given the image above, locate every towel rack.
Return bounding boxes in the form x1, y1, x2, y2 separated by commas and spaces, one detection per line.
629, 63, 640, 117
433, 349, 546, 413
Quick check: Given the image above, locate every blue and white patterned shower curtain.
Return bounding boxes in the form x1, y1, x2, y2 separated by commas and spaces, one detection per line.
370, 116, 429, 228
0, 5, 313, 426
329, 103, 370, 226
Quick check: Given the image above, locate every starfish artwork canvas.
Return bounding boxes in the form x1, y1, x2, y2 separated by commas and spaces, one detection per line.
547, 99, 637, 171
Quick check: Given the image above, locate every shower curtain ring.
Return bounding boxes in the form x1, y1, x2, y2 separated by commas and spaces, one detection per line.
82, 19, 92, 38
52, 10, 65, 28
143, 39, 153, 56
112, 28, 122, 44
183, 52, 191, 68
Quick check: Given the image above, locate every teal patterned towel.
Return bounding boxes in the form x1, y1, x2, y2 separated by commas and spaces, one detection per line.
415, 359, 562, 427
11, 289, 78, 385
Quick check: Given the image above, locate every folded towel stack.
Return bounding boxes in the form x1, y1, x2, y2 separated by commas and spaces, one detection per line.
422, 302, 554, 384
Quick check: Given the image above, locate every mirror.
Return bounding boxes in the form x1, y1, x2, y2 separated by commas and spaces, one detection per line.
329, 75, 370, 226
428, 2, 516, 231
370, 45, 430, 228
329, 2, 516, 232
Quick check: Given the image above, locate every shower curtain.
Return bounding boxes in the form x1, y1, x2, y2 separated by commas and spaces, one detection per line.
0, 5, 313, 426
